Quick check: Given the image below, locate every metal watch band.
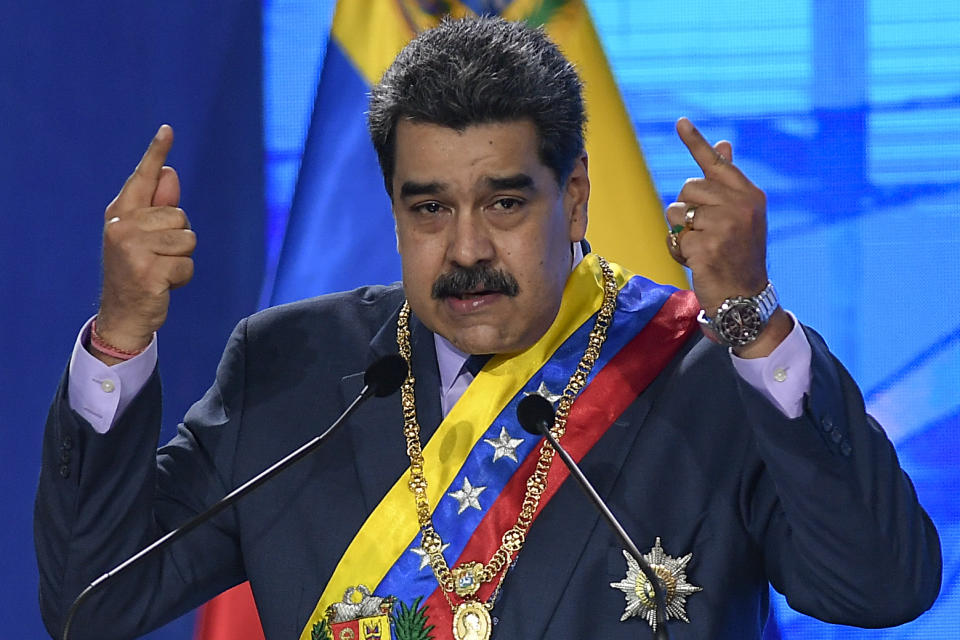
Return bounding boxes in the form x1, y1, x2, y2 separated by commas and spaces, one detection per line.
697, 281, 779, 347
753, 281, 779, 322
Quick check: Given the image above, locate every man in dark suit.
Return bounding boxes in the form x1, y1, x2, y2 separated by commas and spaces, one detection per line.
36, 16, 940, 640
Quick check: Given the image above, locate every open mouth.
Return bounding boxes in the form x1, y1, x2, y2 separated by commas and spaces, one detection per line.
455, 289, 497, 299
446, 290, 503, 312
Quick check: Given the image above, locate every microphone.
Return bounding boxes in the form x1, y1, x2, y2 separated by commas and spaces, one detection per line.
363, 352, 409, 398
517, 395, 671, 640
61, 354, 408, 640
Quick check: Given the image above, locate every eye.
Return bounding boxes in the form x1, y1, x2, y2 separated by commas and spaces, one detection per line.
490, 197, 523, 212
413, 201, 445, 216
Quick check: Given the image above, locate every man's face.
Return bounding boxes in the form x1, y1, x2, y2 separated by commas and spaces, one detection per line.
392, 119, 589, 355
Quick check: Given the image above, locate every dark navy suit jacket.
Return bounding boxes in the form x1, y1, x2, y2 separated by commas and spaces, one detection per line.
36, 283, 941, 639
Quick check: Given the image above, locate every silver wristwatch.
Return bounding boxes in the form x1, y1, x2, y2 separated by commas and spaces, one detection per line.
697, 281, 779, 348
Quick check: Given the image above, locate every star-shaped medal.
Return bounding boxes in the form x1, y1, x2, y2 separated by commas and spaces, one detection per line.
525, 381, 563, 404
447, 477, 486, 514
609, 538, 702, 631
483, 426, 525, 463
410, 540, 450, 571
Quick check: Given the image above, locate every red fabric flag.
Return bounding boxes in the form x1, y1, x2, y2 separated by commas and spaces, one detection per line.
194, 582, 264, 640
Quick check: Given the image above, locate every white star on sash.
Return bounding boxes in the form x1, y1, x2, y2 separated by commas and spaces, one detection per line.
525, 381, 562, 404
410, 541, 450, 571
483, 426, 525, 463
447, 477, 486, 514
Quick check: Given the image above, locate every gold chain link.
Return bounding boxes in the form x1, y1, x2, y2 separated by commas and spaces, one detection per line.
396, 256, 619, 611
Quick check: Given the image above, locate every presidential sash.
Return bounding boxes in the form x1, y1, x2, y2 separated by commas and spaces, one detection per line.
301, 255, 699, 640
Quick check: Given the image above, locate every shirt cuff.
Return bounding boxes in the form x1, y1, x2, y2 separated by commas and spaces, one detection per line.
729, 310, 811, 419
67, 316, 158, 434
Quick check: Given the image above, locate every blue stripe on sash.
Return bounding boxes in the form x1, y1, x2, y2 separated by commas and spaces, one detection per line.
374, 275, 675, 602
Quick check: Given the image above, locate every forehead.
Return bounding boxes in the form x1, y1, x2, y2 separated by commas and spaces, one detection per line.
391, 119, 551, 190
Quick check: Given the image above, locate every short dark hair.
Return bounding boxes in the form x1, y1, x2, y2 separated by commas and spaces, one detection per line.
368, 16, 585, 196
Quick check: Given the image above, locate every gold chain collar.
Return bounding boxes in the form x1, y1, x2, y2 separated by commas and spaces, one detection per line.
395, 256, 619, 618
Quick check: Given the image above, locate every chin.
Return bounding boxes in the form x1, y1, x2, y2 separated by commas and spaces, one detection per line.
448, 327, 533, 356
444, 328, 504, 355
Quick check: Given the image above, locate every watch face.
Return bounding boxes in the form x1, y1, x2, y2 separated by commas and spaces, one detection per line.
716, 299, 762, 346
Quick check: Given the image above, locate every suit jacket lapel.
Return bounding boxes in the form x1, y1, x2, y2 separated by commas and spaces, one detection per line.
340, 305, 442, 514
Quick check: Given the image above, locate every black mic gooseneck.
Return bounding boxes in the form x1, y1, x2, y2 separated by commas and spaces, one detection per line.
61, 354, 408, 640
517, 394, 671, 640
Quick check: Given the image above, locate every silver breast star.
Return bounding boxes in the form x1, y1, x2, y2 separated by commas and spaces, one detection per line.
410, 540, 450, 571
447, 477, 486, 514
525, 381, 563, 404
610, 538, 702, 630
483, 426, 525, 463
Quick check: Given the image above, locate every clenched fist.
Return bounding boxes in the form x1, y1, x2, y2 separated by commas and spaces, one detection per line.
93, 125, 196, 364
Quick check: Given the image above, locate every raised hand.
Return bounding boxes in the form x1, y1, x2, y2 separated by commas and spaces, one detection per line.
94, 125, 196, 363
666, 117, 790, 356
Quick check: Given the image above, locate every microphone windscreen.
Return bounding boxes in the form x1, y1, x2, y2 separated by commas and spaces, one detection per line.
517, 394, 556, 435
364, 354, 408, 397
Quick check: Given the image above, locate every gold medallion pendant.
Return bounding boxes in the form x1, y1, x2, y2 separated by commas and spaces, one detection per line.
453, 599, 492, 640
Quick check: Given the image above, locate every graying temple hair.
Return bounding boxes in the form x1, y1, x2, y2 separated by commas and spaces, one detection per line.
367, 16, 586, 195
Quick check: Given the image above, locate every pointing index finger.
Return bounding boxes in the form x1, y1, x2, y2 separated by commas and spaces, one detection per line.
111, 125, 174, 215
676, 117, 746, 186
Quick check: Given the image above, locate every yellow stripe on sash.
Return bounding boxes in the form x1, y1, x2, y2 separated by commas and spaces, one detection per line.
299, 254, 632, 638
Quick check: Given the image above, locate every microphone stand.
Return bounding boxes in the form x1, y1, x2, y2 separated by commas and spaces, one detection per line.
61, 355, 407, 640
518, 396, 671, 640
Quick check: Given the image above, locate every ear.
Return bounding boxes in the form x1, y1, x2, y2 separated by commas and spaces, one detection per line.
564, 153, 589, 242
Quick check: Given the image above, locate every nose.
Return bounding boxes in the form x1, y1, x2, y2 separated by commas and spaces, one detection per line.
446, 210, 495, 267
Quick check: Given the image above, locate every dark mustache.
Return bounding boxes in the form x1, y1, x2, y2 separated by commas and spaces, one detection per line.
431, 265, 520, 299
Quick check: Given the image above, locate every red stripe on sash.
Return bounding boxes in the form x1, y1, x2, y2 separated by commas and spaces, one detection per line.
420, 290, 699, 625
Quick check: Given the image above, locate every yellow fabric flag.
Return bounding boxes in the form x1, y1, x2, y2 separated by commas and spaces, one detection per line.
505, 0, 687, 287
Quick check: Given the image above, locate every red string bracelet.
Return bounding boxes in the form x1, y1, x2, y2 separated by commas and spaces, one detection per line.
90, 318, 148, 361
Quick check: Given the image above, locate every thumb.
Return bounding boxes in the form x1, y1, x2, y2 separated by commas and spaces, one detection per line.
152, 166, 180, 207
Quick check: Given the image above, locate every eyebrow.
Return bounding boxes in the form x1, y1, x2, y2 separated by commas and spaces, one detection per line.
485, 174, 534, 191
399, 180, 447, 198
398, 173, 536, 199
